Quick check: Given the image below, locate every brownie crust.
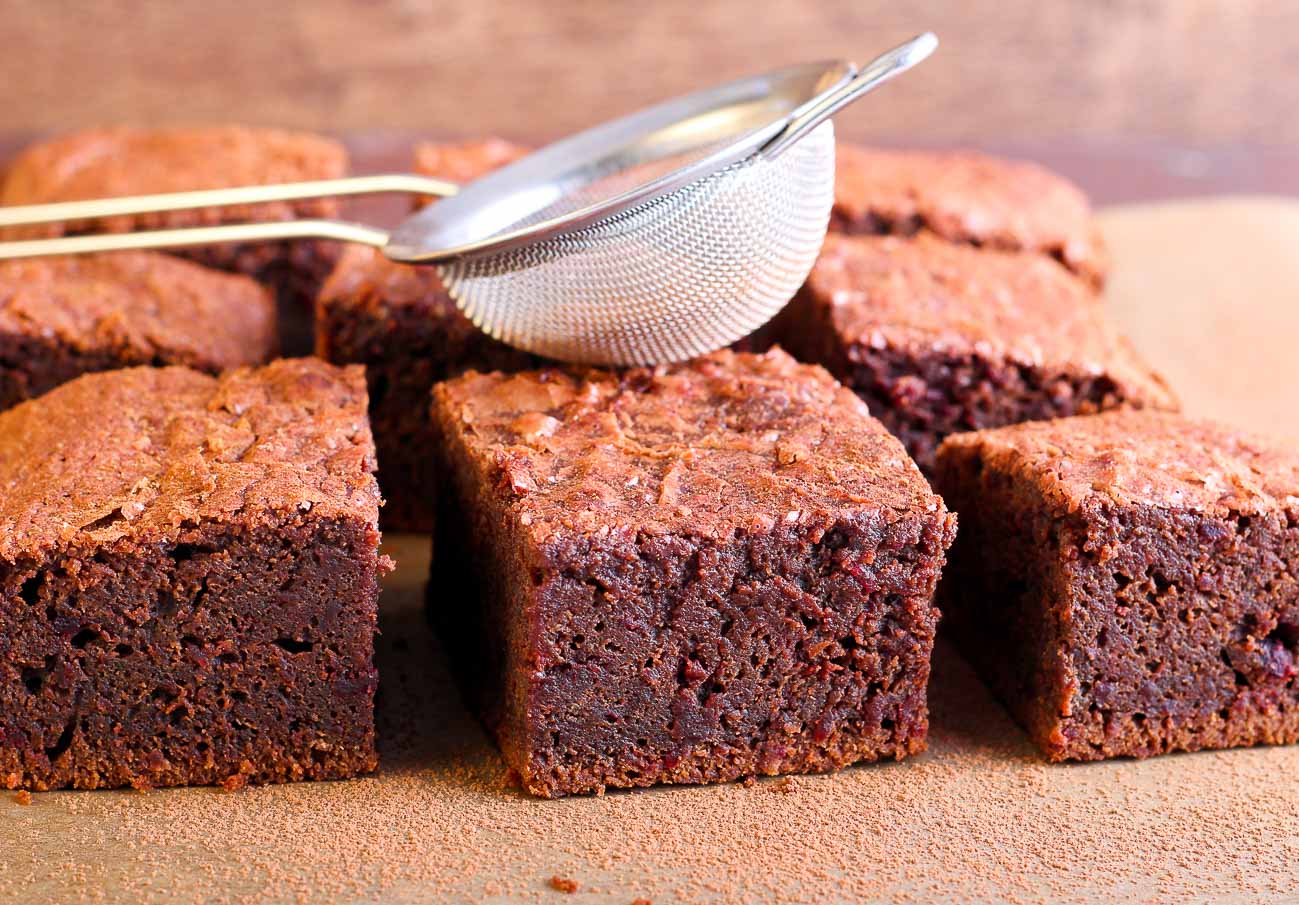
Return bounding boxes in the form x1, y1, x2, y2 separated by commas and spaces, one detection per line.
431, 349, 956, 797
317, 139, 537, 531
935, 410, 1299, 761
832, 145, 1107, 287
1, 126, 350, 353
0, 252, 277, 411
775, 232, 1178, 473
0, 359, 385, 790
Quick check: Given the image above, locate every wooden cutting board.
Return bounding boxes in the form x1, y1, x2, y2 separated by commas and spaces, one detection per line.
5, 195, 1299, 904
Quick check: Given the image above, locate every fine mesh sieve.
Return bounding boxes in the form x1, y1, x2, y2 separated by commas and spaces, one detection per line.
0, 34, 936, 366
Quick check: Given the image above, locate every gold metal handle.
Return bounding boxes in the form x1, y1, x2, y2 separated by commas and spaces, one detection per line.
0, 220, 390, 260
0, 173, 456, 229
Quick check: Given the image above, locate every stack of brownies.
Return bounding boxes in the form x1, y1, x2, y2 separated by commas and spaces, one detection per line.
0, 127, 1294, 798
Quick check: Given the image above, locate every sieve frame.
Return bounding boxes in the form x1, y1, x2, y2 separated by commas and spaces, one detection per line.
384, 61, 857, 264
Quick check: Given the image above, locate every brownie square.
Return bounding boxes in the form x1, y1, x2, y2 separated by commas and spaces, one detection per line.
431, 348, 956, 797
0, 252, 277, 411
0, 359, 385, 790
316, 139, 537, 532
772, 232, 1178, 473
832, 145, 1107, 287
1, 126, 349, 354
934, 409, 1299, 761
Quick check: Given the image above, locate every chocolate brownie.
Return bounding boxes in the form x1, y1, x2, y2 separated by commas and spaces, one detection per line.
832, 145, 1107, 287
412, 137, 528, 190
430, 348, 957, 797
317, 139, 536, 532
772, 232, 1178, 473
934, 409, 1299, 761
0, 359, 385, 790
0, 252, 277, 411
1, 126, 349, 354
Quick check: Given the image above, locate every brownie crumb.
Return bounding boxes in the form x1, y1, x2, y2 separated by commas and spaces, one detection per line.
771, 777, 798, 794
12, 790, 31, 806
548, 875, 579, 893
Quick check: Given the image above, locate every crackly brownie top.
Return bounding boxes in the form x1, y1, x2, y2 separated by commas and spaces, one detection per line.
1, 126, 347, 233
0, 252, 277, 370
808, 233, 1176, 408
433, 348, 946, 540
834, 145, 1105, 285
940, 409, 1299, 517
0, 359, 379, 562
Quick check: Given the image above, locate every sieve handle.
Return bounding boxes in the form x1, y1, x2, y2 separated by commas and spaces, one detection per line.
0, 174, 457, 229
761, 32, 939, 160
0, 219, 391, 261
0, 173, 459, 260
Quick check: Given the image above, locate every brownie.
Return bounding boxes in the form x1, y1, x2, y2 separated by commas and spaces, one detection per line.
0, 359, 386, 791
934, 409, 1299, 761
772, 232, 1178, 474
430, 348, 957, 797
832, 145, 1107, 287
412, 137, 529, 189
0, 252, 277, 411
1, 126, 349, 354
317, 139, 537, 532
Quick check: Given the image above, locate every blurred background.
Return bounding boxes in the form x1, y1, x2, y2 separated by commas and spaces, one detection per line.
4, 0, 1298, 201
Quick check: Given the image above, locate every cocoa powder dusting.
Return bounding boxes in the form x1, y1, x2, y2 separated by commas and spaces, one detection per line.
3, 535, 1297, 904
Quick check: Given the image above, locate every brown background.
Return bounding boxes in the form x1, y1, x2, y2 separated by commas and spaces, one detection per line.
4, 0, 1299, 147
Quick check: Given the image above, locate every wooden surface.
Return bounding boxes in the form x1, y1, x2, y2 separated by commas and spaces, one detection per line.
5, 0, 1299, 146
3, 133, 1299, 900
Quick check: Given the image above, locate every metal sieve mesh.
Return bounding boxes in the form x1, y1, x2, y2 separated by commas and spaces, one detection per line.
437, 121, 836, 366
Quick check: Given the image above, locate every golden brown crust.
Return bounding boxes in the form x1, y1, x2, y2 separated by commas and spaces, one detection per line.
939, 409, 1299, 517
807, 233, 1172, 407
833, 145, 1107, 287
0, 252, 277, 375
433, 347, 941, 542
0, 359, 380, 563
0, 125, 348, 235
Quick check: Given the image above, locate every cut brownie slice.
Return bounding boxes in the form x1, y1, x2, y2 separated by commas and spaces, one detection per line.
0, 252, 277, 411
430, 348, 956, 797
772, 232, 1178, 473
0, 359, 385, 790
317, 139, 537, 532
832, 145, 1107, 287
1, 126, 349, 353
934, 409, 1299, 761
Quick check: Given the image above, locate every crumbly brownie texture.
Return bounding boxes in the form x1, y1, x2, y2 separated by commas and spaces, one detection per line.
833, 145, 1107, 287
0, 252, 277, 411
430, 348, 956, 797
1, 126, 350, 352
318, 139, 537, 531
935, 409, 1299, 761
0, 359, 385, 790
773, 233, 1177, 473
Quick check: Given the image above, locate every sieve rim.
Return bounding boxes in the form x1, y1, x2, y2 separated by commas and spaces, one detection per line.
385, 60, 855, 264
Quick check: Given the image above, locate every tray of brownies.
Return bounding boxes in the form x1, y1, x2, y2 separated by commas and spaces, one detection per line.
1, 106, 1297, 902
